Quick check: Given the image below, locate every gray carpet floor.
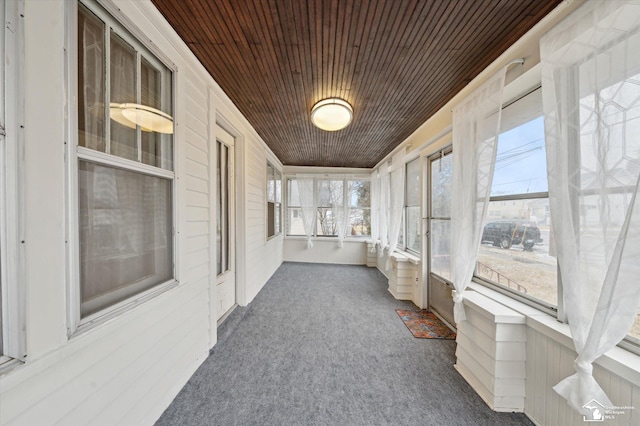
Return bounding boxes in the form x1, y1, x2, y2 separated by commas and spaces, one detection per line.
156, 262, 533, 426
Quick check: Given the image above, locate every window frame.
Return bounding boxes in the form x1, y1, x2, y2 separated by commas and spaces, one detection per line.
266, 161, 282, 240
285, 175, 371, 239
404, 157, 421, 255
0, 0, 26, 364
67, 0, 179, 335
471, 86, 559, 317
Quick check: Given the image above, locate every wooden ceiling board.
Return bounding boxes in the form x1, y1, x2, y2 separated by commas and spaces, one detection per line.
151, 0, 563, 168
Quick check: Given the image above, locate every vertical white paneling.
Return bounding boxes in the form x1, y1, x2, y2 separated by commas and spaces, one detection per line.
524, 325, 640, 426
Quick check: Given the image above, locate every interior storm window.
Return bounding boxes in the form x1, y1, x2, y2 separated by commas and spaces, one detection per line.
266, 162, 281, 238
286, 177, 370, 238
474, 87, 557, 310
76, 0, 174, 321
404, 158, 420, 254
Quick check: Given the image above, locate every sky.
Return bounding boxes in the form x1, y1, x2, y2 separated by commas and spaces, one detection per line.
492, 116, 548, 196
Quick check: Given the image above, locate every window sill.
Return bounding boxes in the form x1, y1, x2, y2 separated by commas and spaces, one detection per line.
0, 357, 23, 378
391, 250, 420, 265
467, 282, 640, 387
284, 236, 370, 242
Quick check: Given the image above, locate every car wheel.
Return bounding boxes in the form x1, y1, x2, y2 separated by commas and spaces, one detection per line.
500, 237, 512, 249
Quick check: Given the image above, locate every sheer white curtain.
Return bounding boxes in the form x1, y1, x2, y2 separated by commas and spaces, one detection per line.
450, 68, 507, 323
379, 163, 390, 253
334, 180, 354, 248
386, 150, 406, 268
369, 170, 381, 252
297, 177, 317, 249
541, 0, 640, 414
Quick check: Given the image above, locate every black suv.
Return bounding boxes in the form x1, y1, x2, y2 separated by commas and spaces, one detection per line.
481, 221, 543, 250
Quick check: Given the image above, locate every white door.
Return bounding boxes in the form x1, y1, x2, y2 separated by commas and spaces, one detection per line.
216, 125, 236, 321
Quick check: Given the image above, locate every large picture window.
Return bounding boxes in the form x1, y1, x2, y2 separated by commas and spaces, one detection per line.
473, 88, 557, 309
76, 1, 174, 320
286, 177, 370, 239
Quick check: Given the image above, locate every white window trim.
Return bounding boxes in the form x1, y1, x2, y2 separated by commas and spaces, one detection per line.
266, 161, 282, 241
404, 157, 421, 256
284, 175, 371, 239
65, 0, 179, 336
0, 0, 26, 365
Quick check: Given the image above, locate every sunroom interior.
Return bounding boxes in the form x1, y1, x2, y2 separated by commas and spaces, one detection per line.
1, 0, 640, 425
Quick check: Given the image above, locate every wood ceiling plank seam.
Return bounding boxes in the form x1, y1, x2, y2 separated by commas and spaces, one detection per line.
344, 1, 417, 163
372, 0, 489, 127
322, 0, 339, 101
355, 0, 401, 94
198, 0, 274, 116
356, 0, 440, 145
348, 0, 385, 101
263, 0, 309, 160
332, 0, 350, 102
374, 0, 497, 130
311, 0, 324, 101
356, 0, 416, 134
289, 0, 316, 163
338, 0, 368, 97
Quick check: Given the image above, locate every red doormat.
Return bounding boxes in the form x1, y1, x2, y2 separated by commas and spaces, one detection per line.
395, 309, 456, 340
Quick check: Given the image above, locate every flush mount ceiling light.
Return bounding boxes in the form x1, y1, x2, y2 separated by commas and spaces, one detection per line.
110, 103, 174, 134
310, 98, 353, 131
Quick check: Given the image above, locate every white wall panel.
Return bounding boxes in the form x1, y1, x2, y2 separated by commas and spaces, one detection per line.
284, 239, 367, 265
0, 0, 284, 425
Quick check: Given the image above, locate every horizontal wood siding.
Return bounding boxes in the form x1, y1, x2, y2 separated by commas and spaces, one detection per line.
242, 136, 283, 303
1, 1, 283, 425
283, 239, 367, 265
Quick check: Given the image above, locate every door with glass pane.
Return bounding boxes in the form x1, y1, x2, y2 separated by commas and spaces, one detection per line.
427, 148, 455, 327
216, 126, 235, 321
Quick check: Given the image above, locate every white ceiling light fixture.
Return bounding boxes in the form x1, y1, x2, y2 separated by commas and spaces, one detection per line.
310, 98, 353, 131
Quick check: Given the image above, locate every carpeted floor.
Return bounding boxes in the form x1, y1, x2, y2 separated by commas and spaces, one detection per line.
156, 262, 533, 426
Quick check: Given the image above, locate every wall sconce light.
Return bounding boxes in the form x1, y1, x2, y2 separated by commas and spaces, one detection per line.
110, 103, 174, 134
310, 98, 353, 131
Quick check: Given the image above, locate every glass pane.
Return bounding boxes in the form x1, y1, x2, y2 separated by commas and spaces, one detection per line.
317, 207, 337, 236
477, 198, 557, 306
406, 158, 420, 206
406, 206, 420, 253
349, 180, 370, 208
287, 208, 305, 235
78, 161, 172, 317
267, 202, 275, 238
288, 179, 301, 207
318, 180, 343, 207
430, 219, 450, 280
431, 153, 452, 218
349, 208, 371, 236
492, 116, 547, 196
275, 203, 281, 234
267, 163, 275, 202
141, 58, 173, 169
275, 174, 282, 204
110, 31, 137, 161
78, 4, 106, 152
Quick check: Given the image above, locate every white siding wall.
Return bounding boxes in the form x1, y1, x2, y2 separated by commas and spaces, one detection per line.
283, 239, 367, 265
0, 0, 282, 424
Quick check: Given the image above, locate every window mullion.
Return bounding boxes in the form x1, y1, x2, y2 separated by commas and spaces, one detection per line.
104, 24, 111, 155
136, 51, 141, 162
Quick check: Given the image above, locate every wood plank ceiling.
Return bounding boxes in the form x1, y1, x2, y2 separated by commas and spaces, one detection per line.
151, 0, 562, 168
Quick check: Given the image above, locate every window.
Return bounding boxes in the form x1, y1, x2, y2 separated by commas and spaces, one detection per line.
286, 177, 370, 238
429, 149, 453, 281
404, 158, 420, 254
474, 88, 557, 309
266, 162, 281, 238
75, 1, 174, 321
